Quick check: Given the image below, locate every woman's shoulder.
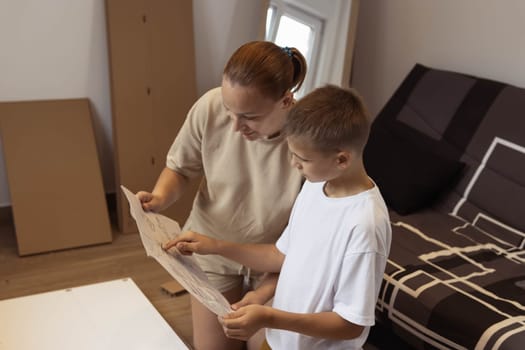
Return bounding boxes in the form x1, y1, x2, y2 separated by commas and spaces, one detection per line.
188, 87, 227, 125
187, 87, 230, 138
196, 87, 223, 109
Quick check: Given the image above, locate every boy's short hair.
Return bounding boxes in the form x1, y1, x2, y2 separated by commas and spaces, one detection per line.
284, 85, 371, 154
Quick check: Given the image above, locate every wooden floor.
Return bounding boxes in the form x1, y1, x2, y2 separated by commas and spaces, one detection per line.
0, 213, 193, 348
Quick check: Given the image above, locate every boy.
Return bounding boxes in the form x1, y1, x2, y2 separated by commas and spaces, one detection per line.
164, 85, 392, 349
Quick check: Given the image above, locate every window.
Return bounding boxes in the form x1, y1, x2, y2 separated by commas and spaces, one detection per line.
265, 2, 324, 97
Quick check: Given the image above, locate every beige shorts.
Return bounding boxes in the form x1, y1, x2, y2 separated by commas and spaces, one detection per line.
260, 339, 272, 350
193, 254, 264, 292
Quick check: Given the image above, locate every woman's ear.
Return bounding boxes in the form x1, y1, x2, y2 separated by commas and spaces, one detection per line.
281, 91, 294, 108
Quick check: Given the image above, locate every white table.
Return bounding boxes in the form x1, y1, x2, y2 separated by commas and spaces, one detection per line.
0, 278, 189, 350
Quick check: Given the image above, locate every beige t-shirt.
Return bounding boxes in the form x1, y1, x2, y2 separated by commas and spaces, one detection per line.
166, 87, 303, 274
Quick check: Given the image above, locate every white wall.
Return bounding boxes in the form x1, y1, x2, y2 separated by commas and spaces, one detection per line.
352, 0, 525, 117
0, 0, 264, 207
193, 0, 266, 96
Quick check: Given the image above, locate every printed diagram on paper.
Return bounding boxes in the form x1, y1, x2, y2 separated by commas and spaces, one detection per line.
121, 186, 232, 316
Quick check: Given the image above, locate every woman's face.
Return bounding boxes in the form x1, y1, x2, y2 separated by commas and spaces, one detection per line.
221, 77, 292, 140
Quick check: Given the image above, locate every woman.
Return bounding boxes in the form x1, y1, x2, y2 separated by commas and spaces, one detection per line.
137, 41, 307, 350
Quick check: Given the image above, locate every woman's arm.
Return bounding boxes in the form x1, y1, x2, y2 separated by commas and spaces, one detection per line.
221, 306, 364, 341
137, 167, 189, 212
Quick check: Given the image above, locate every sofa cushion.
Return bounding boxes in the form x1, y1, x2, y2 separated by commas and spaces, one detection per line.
366, 64, 525, 233
449, 85, 525, 236
364, 122, 464, 215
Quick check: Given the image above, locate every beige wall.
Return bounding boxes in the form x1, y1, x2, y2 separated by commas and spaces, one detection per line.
0, 0, 264, 206
4, 0, 523, 206
193, 0, 266, 96
0, 0, 112, 206
351, 0, 525, 117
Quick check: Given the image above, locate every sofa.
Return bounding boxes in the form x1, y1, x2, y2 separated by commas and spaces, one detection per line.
363, 64, 525, 349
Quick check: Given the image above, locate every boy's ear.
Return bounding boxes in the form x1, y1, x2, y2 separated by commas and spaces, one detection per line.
336, 151, 352, 168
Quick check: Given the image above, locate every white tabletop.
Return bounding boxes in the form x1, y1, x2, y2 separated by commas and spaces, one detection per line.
0, 278, 189, 350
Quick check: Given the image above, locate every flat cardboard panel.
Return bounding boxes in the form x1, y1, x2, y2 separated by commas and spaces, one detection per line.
0, 278, 189, 349
160, 280, 186, 296
106, 0, 156, 233
106, 0, 198, 233
148, 0, 200, 226
0, 99, 112, 255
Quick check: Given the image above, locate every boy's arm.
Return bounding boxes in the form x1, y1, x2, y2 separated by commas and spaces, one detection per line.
232, 273, 279, 310
221, 306, 364, 341
267, 309, 364, 339
163, 231, 285, 273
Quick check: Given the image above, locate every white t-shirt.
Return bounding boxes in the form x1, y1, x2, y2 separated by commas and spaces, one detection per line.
267, 180, 391, 350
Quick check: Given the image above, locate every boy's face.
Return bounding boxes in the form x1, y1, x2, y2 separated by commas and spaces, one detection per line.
287, 136, 343, 182
221, 77, 292, 140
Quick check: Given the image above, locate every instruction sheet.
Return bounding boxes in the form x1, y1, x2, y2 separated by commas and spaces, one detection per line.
121, 186, 232, 316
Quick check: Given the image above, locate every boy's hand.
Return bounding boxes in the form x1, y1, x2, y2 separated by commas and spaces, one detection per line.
162, 231, 219, 255
136, 191, 164, 212
220, 305, 271, 341
231, 290, 266, 310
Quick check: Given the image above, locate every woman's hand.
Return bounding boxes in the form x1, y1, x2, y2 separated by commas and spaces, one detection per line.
136, 191, 165, 212
163, 231, 219, 255
137, 167, 190, 212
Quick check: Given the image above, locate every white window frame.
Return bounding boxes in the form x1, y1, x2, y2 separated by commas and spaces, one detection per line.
265, 1, 324, 96
264, 0, 359, 91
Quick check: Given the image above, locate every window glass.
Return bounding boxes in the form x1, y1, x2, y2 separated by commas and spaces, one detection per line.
274, 16, 312, 62
265, 2, 324, 96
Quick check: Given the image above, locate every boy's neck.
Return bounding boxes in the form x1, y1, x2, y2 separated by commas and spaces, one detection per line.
323, 162, 373, 198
